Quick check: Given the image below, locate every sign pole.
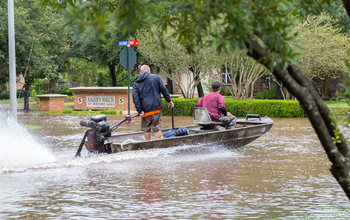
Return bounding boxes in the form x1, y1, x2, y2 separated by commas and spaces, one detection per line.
119, 40, 138, 116
127, 45, 130, 115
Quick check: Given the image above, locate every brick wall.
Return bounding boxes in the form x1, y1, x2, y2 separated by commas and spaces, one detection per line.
39, 98, 65, 111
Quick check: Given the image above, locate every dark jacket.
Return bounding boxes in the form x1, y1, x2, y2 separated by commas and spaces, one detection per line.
132, 72, 171, 114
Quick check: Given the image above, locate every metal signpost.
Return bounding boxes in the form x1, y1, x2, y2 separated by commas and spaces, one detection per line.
119, 40, 138, 115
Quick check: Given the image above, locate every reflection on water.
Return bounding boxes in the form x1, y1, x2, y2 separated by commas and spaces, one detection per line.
0, 112, 349, 219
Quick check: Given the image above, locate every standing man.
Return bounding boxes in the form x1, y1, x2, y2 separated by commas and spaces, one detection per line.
196, 81, 236, 129
132, 65, 174, 140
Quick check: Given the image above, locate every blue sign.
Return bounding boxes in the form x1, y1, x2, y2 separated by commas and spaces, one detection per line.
118, 41, 129, 46
118, 40, 139, 46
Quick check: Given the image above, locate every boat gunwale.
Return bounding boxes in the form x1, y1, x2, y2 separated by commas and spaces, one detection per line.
108, 118, 274, 145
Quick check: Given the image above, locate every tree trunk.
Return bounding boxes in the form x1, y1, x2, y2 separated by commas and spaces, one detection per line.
276, 79, 283, 99
321, 76, 329, 99
23, 81, 30, 112
167, 78, 173, 94
196, 81, 204, 97
108, 61, 117, 87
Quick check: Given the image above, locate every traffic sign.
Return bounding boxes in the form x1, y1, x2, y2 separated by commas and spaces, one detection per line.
118, 40, 139, 46
119, 44, 138, 116
120, 47, 137, 70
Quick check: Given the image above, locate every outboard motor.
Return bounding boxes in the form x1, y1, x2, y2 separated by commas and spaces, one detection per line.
79, 115, 111, 154
75, 114, 139, 157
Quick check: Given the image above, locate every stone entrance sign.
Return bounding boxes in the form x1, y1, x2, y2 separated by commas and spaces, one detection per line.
70, 87, 134, 111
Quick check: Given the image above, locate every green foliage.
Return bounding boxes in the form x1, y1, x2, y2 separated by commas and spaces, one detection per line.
225, 99, 305, 118
63, 109, 74, 114
254, 87, 277, 99
68, 58, 110, 87
0, 89, 25, 99
220, 86, 232, 97
295, 0, 350, 33
29, 89, 39, 102
161, 98, 305, 117
115, 70, 138, 87
162, 98, 200, 116
293, 13, 350, 80
54, 87, 73, 95
0, 0, 70, 110
99, 110, 117, 115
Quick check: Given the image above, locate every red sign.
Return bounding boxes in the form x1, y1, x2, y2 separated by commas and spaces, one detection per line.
128, 40, 139, 46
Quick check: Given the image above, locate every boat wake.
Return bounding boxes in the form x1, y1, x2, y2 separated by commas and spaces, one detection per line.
0, 111, 57, 173
1, 137, 238, 173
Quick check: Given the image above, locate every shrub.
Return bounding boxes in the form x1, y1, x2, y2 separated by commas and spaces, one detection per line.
99, 110, 117, 115
0, 89, 25, 99
220, 86, 232, 96
55, 87, 73, 95
255, 87, 277, 99
162, 98, 200, 116
162, 97, 305, 118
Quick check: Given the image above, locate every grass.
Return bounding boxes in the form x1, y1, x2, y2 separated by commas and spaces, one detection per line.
21, 124, 42, 130
64, 102, 74, 105
0, 97, 37, 104
324, 100, 350, 109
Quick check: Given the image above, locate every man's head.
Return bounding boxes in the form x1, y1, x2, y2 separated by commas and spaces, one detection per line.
211, 81, 221, 92
140, 65, 151, 74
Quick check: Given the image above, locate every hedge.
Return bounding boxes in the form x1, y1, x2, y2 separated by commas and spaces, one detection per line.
162, 98, 306, 118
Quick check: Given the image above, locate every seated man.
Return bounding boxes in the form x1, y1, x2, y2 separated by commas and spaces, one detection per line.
196, 81, 236, 129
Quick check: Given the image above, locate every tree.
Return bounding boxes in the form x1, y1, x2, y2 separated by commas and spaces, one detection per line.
68, 25, 127, 87
137, 26, 211, 98
0, 0, 70, 110
293, 13, 350, 98
36, 0, 350, 200
209, 49, 269, 100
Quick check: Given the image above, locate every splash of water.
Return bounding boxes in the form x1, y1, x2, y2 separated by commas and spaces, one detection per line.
0, 111, 56, 173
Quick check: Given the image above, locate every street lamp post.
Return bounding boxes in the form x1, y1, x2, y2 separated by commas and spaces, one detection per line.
8, 0, 17, 121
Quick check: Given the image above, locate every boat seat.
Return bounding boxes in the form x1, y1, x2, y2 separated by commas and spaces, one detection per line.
193, 107, 224, 130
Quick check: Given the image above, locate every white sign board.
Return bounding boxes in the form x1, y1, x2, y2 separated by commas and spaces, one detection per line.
119, 97, 124, 105
78, 96, 83, 104
86, 96, 115, 107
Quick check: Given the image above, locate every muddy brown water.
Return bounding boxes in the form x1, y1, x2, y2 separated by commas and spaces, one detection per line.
0, 112, 350, 219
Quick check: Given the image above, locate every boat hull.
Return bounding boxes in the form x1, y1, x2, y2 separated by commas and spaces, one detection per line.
107, 117, 274, 153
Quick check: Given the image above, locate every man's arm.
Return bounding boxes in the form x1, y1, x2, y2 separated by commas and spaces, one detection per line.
219, 107, 227, 116
132, 84, 143, 114
158, 75, 172, 103
196, 97, 203, 107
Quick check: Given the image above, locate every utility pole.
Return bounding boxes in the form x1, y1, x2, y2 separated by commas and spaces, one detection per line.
8, 0, 17, 121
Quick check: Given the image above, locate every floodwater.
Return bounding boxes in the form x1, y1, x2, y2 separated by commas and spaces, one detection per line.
0, 111, 350, 219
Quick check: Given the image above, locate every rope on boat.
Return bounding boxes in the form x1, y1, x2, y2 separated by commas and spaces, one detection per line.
120, 139, 138, 151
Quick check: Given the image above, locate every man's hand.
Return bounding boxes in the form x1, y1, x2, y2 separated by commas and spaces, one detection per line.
227, 112, 232, 116
168, 101, 174, 108
140, 111, 145, 116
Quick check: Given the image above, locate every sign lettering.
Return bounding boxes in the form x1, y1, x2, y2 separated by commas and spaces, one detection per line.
86, 96, 115, 107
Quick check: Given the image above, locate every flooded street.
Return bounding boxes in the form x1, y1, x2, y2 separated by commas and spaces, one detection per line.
0, 112, 349, 219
